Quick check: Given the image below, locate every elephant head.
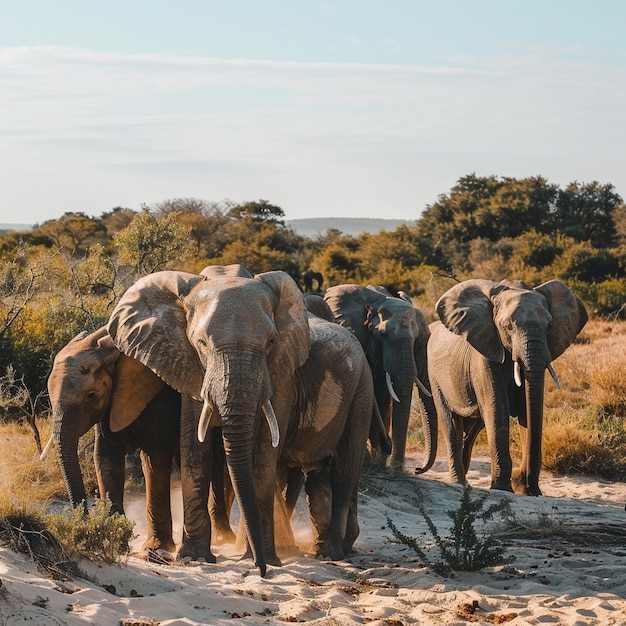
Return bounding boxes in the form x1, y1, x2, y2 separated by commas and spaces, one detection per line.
436, 278, 588, 495
107, 269, 310, 576
46, 326, 165, 509
324, 284, 437, 470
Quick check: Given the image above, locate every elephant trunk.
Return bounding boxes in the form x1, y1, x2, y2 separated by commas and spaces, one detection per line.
522, 371, 545, 496
514, 332, 551, 496
385, 351, 417, 468
204, 351, 269, 576
52, 408, 88, 510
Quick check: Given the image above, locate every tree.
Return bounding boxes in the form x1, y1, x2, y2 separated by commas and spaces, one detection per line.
554, 181, 623, 248
227, 199, 285, 225
33, 212, 107, 254
113, 209, 195, 276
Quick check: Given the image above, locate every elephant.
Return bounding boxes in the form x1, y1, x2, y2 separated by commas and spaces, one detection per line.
324, 284, 437, 471
428, 278, 588, 496
46, 326, 182, 557
107, 269, 377, 574
303, 269, 324, 293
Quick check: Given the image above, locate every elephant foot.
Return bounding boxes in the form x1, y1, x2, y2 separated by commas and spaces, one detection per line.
490, 480, 514, 493
141, 536, 176, 555
512, 471, 542, 496
316, 535, 345, 561
177, 541, 217, 564
240, 548, 281, 569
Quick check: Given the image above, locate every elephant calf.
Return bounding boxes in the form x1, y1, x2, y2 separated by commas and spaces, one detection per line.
47, 327, 182, 557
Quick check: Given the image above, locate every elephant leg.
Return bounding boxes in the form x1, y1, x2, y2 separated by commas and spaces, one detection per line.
431, 381, 466, 484
462, 417, 485, 475
178, 398, 215, 562
481, 400, 514, 492
344, 488, 360, 555
285, 467, 305, 516
93, 424, 126, 515
304, 467, 332, 553
208, 428, 236, 546
140, 449, 176, 555
318, 408, 369, 560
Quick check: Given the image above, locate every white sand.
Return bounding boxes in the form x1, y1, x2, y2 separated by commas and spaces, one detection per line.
1, 455, 625, 625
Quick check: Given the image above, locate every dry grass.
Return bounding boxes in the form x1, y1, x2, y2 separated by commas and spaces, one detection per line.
0, 415, 98, 507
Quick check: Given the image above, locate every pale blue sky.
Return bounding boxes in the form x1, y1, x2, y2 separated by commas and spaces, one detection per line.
1, 1, 625, 224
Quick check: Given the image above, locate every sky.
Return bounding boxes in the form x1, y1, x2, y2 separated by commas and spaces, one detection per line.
1, 1, 625, 225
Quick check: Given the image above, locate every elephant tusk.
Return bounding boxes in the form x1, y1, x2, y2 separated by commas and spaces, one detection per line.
197, 401, 214, 443
514, 361, 523, 387
262, 400, 280, 448
414, 376, 432, 398
547, 363, 562, 389
39, 433, 54, 461
386, 372, 401, 402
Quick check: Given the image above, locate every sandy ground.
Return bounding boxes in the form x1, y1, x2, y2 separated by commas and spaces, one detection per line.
1, 455, 625, 625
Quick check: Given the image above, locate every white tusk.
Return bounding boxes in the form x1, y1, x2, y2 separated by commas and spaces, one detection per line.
547, 363, 561, 389
262, 400, 280, 448
40, 434, 54, 461
414, 376, 432, 398
514, 361, 523, 387
197, 401, 214, 443
386, 372, 401, 402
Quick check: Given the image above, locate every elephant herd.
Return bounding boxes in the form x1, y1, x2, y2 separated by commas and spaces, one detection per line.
44, 265, 588, 576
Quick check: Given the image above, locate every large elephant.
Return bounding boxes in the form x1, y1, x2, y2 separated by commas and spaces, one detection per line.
107, 270, 311, 576
324, 284, 437, 471
46, 326, 182, 557
428, 278, 588, 496
107, 270, 377, 574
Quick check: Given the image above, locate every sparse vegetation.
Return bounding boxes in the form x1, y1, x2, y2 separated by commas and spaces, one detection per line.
387, 484, 513, 575
47, 499, 135, 565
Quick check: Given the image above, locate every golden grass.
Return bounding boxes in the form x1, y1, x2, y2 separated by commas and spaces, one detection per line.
0, 416, 97, 508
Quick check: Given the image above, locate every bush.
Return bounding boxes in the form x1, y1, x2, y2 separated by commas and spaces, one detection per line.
387, 484, 513, 575
46, 499, 135, 564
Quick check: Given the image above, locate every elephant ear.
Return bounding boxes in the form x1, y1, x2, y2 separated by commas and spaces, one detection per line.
436, 279, 509, 363
109, 354, 165, 432
255, 271, 310, 383
324, 285, 372, 349
534, 280, 588, 360
107, 270, 207, 400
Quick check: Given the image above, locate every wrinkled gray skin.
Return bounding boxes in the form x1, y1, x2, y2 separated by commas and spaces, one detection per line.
108, 269, 376, 574
278, 311, 381, 558
108, 270, 311, 576
324, 284, 437, 471
428, 279, 588, 496
47, 327, 181, 556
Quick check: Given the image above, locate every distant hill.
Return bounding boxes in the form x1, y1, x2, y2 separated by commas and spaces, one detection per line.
286, 217, 410, 238
1, 217, 411, 238
0, 223, 32, 232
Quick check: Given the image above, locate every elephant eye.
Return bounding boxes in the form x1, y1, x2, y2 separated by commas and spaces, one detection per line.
86, 390, 97, 401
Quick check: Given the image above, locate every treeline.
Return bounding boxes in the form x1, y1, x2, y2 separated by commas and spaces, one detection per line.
1, 174, 624, 407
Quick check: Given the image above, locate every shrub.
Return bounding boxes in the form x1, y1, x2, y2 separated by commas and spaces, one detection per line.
46, 499, 135, 564
387, 484, 513, 575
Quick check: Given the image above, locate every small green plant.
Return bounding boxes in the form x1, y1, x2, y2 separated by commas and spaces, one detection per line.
46, 499, 135, 564
387, 484, 513, 575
